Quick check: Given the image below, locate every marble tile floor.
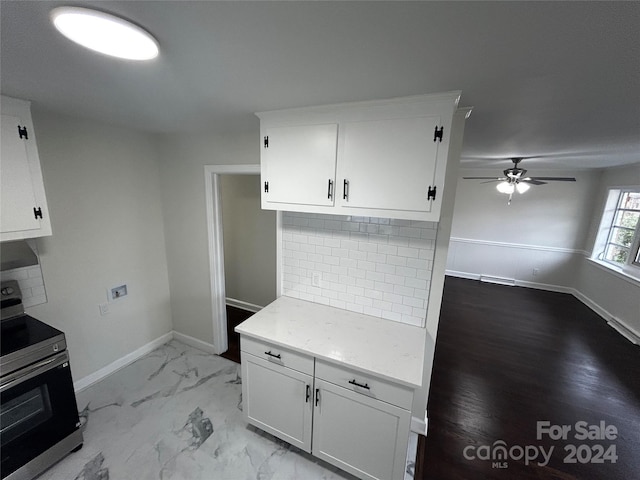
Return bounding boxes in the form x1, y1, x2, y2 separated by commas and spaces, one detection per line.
39, 340, 417, 480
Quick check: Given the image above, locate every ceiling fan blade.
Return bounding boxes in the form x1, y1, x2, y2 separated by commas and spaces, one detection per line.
521, 179, 547, 185
462, 176, 502, 180
528, 177, 576, 182
480, 180, 502, 184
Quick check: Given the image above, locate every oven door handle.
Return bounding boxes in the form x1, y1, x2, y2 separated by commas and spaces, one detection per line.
0, 351, 69, 393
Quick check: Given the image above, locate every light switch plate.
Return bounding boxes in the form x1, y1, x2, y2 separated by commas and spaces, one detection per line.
99, 303, 110, 316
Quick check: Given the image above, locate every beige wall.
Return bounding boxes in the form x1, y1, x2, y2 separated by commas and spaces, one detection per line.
447, 162, 640, 335
447, 168, 599, 288
220, 175, 276, 308
450, 168, 600, 251
26, 108, 172, 380
155, 128, 260, 345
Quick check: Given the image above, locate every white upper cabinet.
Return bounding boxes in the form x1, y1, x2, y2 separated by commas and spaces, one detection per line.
262, 123, 338, 206
1, 96, 52, 241
257, 92, 465, 221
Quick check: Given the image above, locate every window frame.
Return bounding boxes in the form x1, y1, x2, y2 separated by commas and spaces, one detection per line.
593, 187, 640, 280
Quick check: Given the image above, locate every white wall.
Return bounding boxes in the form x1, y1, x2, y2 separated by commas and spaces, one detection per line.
155, 128, 259, 345
575, 163, 640, 335
447, 168, 599, 289
25, 109, 172, 380
220, 174, 276, 308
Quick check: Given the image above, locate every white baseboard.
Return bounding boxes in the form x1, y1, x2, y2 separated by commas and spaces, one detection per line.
173, 330, 218, 354
445, 270, 480, 281
411, 415, 427, 435
226, 297, 263, 313
448, 270, 573, 293
572, 289, 640, 345
515, 279, 574, 294
74, 332, 173, 392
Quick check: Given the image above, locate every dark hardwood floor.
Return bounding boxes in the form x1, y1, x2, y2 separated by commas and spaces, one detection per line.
219, 305, 252, 364
416, 276, 640, 480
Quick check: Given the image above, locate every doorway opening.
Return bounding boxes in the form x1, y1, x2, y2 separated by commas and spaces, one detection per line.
204, 165, 279, 361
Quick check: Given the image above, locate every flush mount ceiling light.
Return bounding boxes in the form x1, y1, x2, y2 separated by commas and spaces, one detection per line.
50, 7, 159, 60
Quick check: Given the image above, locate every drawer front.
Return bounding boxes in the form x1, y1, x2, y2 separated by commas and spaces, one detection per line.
315, 359, 412, 410
240, 336, 314, 375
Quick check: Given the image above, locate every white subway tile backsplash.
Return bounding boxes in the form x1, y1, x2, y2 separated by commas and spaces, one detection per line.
282, 212, 436, 327
1, 263, 47, 308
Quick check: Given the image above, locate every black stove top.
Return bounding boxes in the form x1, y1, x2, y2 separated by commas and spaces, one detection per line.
1, 315, 66, 375
1, 315, 63, 357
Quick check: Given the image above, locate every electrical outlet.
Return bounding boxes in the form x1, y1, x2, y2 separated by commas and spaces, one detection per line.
99, 303, 110, 316
312, 272, 321, 287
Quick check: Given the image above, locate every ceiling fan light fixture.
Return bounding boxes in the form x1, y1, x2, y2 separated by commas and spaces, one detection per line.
516, 182, 531, 194
496, 181, 515, 194
50, 7, 159, 60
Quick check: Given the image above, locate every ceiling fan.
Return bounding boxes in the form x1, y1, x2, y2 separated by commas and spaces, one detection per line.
463, 158, 576, 205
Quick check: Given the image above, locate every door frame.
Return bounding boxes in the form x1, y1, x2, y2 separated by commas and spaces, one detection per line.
204, 164, 281, 354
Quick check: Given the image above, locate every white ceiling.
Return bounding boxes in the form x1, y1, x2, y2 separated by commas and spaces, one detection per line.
1, 1, 639, 170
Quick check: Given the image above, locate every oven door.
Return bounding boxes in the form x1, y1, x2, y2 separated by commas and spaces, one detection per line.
0, 351, 81, 479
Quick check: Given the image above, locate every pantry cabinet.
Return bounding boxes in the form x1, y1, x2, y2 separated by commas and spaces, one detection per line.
240, 335, 412, 480
1, 96, 52, 241
257, 91, 464, 221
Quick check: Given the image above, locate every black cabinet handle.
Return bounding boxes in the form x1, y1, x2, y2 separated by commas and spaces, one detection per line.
306, 385, 311, 403
327, 179, 334, 199
315, 388, 320, 406
264, 351, 281, 360
343, 179, 349, 201
349, 379, 370, 390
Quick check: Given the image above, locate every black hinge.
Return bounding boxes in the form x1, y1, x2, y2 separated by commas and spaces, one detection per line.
18, 125, 29, 140
263, 136, 269, 148
33, 207, 43, 219
433, 126, 444, 142
427, 186, 437, 201
264, 181, 269, 193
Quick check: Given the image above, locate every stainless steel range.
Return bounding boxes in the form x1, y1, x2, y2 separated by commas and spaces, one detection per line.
0, 280, 83, 480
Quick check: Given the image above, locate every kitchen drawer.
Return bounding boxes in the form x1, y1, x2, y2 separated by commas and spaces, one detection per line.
315, 359, 413, 410
240, 336, 314, 376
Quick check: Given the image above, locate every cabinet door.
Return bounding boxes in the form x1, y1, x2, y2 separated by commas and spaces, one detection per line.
1, 97, 52, 241
241, 353, 313, 453
1, 114, 44, 235
261, 123, 338, 207
312, 379, 411, 480
337, 115, 441, 215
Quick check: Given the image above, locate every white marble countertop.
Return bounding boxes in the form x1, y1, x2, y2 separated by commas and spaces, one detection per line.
235, 296, 426, 388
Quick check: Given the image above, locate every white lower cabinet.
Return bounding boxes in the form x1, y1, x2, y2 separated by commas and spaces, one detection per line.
240, 337, 412, 480
241, 338, 314, 452
313, 379, 411, 480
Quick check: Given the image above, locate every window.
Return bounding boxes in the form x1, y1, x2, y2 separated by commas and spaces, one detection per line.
596, 189, 640, 271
